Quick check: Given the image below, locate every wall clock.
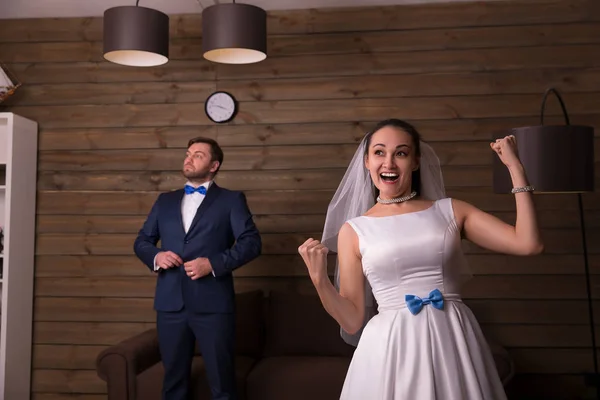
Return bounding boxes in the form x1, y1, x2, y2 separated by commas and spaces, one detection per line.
205, 91, 238, 123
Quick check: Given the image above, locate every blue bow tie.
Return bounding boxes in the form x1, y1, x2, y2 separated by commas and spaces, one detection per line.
184, 185, 207, 195
405, 289, 444, 315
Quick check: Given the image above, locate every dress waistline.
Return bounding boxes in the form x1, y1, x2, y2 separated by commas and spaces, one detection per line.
377, 292, 462, 313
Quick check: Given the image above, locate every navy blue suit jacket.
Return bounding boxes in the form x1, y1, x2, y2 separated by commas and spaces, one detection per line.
133, 183, 262, 314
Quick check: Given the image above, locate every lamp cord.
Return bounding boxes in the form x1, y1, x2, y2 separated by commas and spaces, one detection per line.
579, 193, 598, 382
540, 88, 570, 126
541, 88, 598, 397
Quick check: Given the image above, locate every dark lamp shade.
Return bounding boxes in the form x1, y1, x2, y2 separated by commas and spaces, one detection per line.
492, 125, 595, 194
202, 3, 267, 64
103, 6, 169, 67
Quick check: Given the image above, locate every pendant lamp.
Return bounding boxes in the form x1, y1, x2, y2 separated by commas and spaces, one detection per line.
492, 88, 597, 397
103, 0, 169, 67
202, 1, 267, 64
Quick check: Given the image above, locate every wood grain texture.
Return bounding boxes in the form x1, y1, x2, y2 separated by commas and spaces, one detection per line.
32, 394, 107, 400
33, 345, 106, 370
35, 214, 329, 234
37, 140, 600, 172
32, 253, 600, 279
10, 92, 600, 129
34, 322, 155, 345
3, 1, 600, 397
11, 68, 600, 107
32, 296, 600, 324
32, 370, 106, 393
37, 115, 600, 151
8, 60, 217, 84
29, 349, 599, 393
4, 23, 600, 63
27, 346, 600, 377
27, 326, 600, 372
7, 44, 600, 85
35, 167, 486, 191
34, 209, 600, 235
31, 275, 600, 300
34, 188, 600, 218
37, 142, 498, 171
31, 229, 600, 256
215, 44, 600, 80
1, 0, 598, 43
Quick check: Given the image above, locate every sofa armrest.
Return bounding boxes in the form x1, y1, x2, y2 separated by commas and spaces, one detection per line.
487, 337, 515, 387
96, 328, 161, 400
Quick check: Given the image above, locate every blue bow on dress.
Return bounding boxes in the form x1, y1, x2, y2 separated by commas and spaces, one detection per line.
405, 289, 444, 315
184, 185, 207, 195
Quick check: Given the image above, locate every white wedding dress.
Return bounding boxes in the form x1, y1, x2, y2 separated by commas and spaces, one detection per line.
340, 198, 507, 400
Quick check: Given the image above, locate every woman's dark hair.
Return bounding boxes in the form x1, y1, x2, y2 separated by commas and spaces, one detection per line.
363, 119, 422, 199
187, 136, 224, 176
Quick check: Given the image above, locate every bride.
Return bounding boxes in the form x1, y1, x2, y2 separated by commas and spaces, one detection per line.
298, 118, 543, 400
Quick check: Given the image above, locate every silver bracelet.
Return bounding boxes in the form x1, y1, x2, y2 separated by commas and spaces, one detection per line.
511, 185, 535, 194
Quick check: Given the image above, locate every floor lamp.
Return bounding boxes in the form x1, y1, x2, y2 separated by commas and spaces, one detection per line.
492, 88, 596, 397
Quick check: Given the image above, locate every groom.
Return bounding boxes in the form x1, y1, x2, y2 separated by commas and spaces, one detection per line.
133, 137, 262, 400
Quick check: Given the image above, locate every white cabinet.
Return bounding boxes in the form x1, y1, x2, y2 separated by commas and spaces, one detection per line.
0, 112, 38, 400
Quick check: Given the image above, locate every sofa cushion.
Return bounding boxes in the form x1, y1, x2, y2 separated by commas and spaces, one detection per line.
136, 355, 256, 400
233, 290, 265, 357
264, 291, 355, 357
194, 290, 264, 358
247, 356, 351, 400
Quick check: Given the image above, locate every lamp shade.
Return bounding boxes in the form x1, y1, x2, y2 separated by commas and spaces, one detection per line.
202, 3, 267, 64
103, 6, 169, 67
492, 125, 595, 193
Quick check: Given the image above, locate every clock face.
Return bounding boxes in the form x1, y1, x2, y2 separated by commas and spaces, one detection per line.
205, 91, 237, 123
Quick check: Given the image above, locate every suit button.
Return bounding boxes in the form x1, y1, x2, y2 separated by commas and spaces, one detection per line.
184, 240, 189, 244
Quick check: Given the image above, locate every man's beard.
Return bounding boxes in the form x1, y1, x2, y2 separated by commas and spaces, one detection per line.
182, 168, 211, 181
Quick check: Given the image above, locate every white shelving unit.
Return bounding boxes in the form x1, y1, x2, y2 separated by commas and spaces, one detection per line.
0, 112, 38, 400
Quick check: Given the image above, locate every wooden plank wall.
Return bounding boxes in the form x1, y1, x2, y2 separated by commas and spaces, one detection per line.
1, 0, 600, 398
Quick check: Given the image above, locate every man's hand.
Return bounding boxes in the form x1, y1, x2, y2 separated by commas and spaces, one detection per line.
156, 251, 183, 269
184, 257, 213, 280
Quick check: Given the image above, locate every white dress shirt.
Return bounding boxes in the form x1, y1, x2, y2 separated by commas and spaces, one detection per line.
181, 180, 212, 233
153, 180, 212, 272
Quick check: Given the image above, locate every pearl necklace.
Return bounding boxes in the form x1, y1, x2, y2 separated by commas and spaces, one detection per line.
376, 191, 417, 205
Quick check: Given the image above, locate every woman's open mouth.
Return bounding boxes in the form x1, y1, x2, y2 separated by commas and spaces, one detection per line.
380, 172, 399, 184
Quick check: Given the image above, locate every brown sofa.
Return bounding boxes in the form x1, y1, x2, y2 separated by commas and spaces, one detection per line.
96, 290, 515, 400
